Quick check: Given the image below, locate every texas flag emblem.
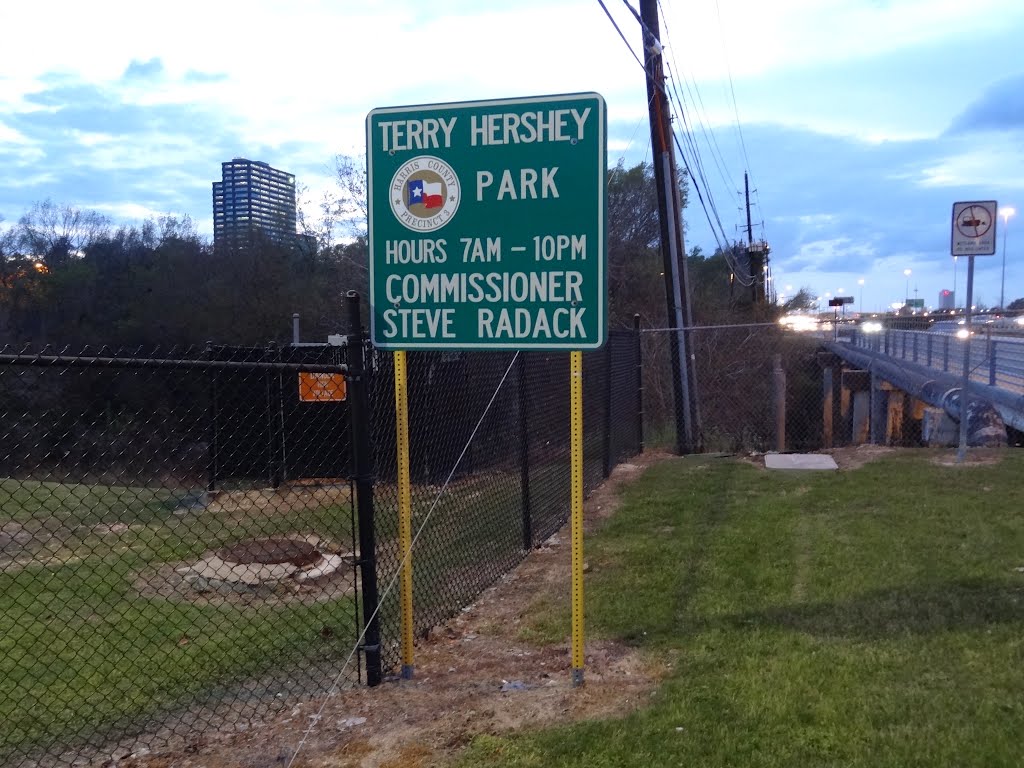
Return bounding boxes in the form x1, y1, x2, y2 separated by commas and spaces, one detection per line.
407, 179, 444, 209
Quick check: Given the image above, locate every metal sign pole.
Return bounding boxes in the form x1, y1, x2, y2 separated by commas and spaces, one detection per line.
394, 350, 416, 678
570, 350, 585, 687
950, 200, 997, 463
957, 256, 975, 463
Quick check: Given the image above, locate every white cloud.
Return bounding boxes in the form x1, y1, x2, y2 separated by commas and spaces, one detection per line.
0, 170, 57, 188
72, 133, 206, 172
0, 120, 31, 144
917, 134, 1024, 190
88, 202, 172, 221
64, 129, 116, 148
796, 236, 877, 262
773, 213, 838, 226
665, 0, 1024, 81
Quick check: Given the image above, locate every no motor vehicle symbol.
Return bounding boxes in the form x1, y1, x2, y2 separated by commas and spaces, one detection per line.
956, 204, 993, 239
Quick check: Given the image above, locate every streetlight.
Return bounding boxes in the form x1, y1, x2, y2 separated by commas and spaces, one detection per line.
904, 269, 912, 307
1000, 206, 1015, 310
858, 278, 865, 310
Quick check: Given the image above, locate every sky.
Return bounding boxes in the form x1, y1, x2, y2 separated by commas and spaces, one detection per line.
2, 0, 1024, 313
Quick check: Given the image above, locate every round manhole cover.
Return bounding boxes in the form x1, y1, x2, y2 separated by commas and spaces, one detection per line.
216, 538, 321, 567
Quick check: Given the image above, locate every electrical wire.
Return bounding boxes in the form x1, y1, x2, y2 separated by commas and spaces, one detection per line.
597, 0, 646, 71
659, 0, 765, 284
710, 0, 772, 253
610, 1, 733, 254
659, 0, 738, 198
599, 0, 757, 287
713, 0, 752, 174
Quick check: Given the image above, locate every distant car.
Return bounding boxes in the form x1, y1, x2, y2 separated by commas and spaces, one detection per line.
778, 314, 820, 332
932, 319, 976, 338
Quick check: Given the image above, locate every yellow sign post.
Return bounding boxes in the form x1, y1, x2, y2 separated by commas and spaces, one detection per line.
570, 350, 585, 687
394, 350, 415, 679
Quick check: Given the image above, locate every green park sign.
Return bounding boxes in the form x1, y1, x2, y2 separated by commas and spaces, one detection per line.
366, 93, 607, 350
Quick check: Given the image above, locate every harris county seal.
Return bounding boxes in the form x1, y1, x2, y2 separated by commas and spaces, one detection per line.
388, 155, 461, 233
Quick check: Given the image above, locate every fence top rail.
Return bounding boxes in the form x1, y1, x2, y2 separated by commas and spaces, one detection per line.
0, 353, 348, 375
640, 322, 784, 333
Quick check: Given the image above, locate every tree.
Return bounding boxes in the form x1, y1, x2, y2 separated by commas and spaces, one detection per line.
604, 159, 690, 328
14, 200, 110, 268
319, 154, 369, 246
781, 288, 819, 313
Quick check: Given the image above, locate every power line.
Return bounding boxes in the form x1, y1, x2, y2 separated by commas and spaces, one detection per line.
597, 0, 646, 71
652, 0, 739, 252
659, 0, 738, 192
598, 0, 740, 262
712, 0, 752, 174
664, 70, 730, 249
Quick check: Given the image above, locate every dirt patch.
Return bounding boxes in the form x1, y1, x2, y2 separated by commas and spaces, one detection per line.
827, 445, 1011, 470
113, 453, 670, 768
0, 518, 77, 572
739, 445, 900, 472
0, 521, 34, 553
929, 447, 1010, 467
824, 445, 897, 470
759, 445, 1011, 471
135, 535, 357, 607
202, 484, 352, 518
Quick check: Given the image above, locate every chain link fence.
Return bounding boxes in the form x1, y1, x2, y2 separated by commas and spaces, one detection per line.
0, 344, 361, 767
639, 323, 827, 453
365, 327, 642, 676
0, 315, 644, 764
0, 317, 840, 766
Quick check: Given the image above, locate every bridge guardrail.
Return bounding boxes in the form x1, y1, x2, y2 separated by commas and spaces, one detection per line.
849, 328, 1024, 395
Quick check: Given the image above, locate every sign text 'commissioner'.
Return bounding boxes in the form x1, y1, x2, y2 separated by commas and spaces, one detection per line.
367, 93, 607, 350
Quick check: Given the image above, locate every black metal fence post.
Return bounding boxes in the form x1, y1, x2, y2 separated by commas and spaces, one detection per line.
634, 314, 644, 453
603, 335, 613, 477
518, 353, 533, 551
205, 340, 218, 493
346, 292, 383, 686
264, 341, 284, 489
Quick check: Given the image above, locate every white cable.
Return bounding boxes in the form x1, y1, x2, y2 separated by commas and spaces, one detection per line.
286, 350, 522, 767
639, 321, 781, 332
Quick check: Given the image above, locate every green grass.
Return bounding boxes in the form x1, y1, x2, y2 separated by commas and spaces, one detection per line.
0, 477, 176, 525
375, 461, 575, 628
0, 480, 359, 758
461, 450, 1024, 768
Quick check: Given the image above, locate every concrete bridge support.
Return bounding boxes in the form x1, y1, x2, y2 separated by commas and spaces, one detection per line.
823, 340, 1010, 449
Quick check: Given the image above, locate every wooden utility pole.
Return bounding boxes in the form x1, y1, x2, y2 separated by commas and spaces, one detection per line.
640, 0, 701, 454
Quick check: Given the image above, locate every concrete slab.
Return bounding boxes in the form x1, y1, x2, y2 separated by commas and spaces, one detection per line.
764, 453, 839, 471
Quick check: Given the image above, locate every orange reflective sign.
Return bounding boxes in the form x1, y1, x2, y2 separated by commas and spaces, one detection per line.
298, 372, 347, 402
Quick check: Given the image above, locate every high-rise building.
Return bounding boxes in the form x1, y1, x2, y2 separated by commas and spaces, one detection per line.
212, 158, 297, 248
939, 289, 955, 310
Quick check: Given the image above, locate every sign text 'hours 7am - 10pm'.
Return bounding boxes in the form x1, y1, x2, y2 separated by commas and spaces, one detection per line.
366, 93, 607, 350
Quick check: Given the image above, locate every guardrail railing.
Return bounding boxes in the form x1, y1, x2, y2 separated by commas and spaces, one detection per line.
848, 328, 1024, 394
